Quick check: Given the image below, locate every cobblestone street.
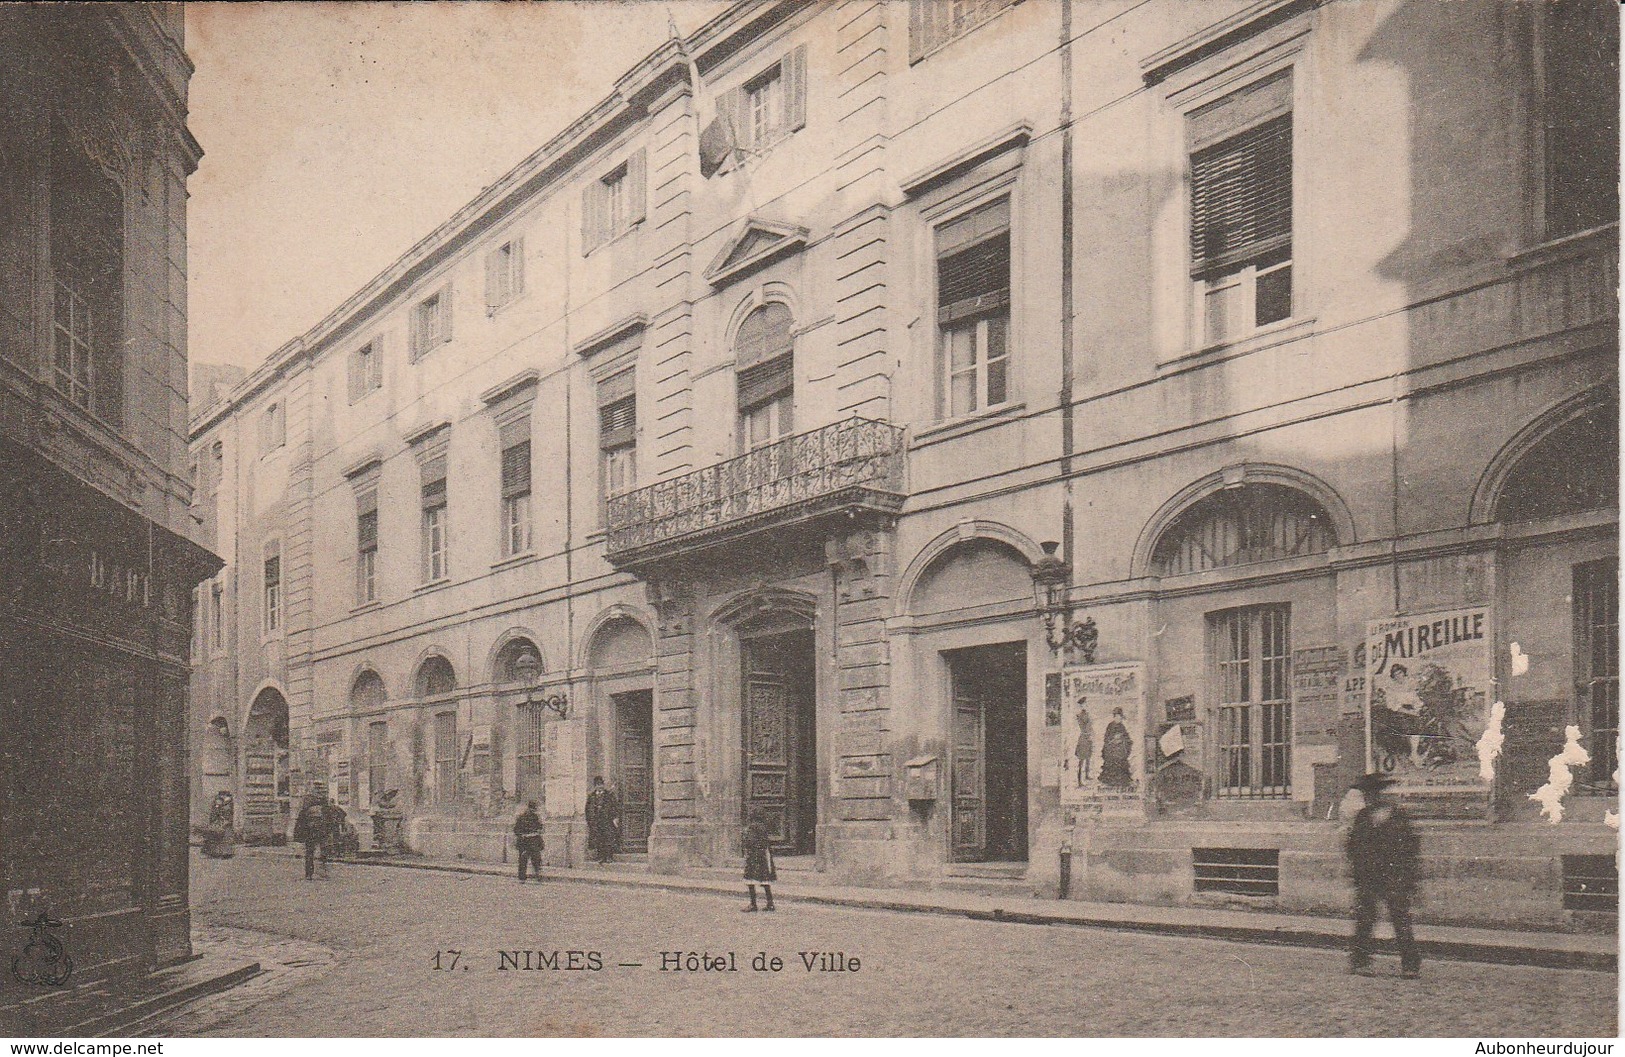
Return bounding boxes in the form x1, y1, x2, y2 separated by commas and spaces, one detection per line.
148, 853, 1617, 1037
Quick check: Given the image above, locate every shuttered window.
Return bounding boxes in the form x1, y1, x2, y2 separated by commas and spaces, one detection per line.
261, 401, 285, 453
582, 150, 647, 253
1188, 71, 1294, 343
710, 46, 808, 170
599, 370, 637, 501
410, 286, 453, 360
421, 455, 448, 582
356, 488, 378, 604
735, 302, 795, 412
499, 417, 532, 557
263, 551, 282, 634
348, 338, 382, 402
485, 236, 525, 312
910, 0, 1018, 63
937, 197, 1012, 418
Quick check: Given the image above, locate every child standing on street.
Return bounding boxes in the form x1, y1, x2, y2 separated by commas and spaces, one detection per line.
742, 811, 777, 912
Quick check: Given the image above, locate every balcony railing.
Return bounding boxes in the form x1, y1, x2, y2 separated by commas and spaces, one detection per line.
605, 416, 906, 565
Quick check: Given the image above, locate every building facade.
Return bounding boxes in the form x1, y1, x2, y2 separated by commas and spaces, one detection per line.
0, 5, 214, 990
191, 0, 1618, 928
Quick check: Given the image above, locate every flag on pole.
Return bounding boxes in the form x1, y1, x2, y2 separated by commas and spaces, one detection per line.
668, 5, 738, 177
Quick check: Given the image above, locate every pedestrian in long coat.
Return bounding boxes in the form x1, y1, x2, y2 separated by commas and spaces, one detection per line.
514, 800, 545, 883
585, 777, 621, 864
741, 811, 777, 912
1345, 772, 1422, 977
292, 796, 329, 881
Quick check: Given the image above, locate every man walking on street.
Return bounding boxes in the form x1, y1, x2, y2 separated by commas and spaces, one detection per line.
514, 800, 545, 883
293, 794, 330, 881
1345, 771, 1422, 978
585, 777, 621, 864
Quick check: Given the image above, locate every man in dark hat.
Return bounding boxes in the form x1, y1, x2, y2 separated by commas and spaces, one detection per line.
1345, 772, 1422, 978
585, 777, 621, 864
514, 800, 545, 883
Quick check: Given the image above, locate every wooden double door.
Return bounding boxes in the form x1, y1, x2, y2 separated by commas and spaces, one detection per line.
613, 690, 654, 853
948, 642, 1028, 863
742, 629, 817, 855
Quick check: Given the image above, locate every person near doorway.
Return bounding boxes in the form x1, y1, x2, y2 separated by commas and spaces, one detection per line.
1073, 706, 1094, 786
1099, 707, 1135, 789
585, 777, 621, 864
1345, 772, 1422, 978
201, 791, 236, 859
742, 811, 777, 912
292, 795, 330, 881
514, 800, 545, 883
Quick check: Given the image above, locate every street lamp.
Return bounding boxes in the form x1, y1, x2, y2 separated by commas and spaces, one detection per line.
512, 648, 569, 719
1031, 540, 1098, 661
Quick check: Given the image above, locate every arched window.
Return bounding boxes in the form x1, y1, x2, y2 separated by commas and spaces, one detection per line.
1494, 404, 1618, 523
415, 655, 457, 698
1151, 484, 1334, 577
350, 670, 386, 711
735, 302, 794, 453
494, 637, 542, 684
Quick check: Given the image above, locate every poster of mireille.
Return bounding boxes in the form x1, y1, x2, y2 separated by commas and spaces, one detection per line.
1363, 607, 1493, 794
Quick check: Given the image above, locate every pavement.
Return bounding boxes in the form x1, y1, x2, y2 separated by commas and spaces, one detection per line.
238, 845, 1617, 972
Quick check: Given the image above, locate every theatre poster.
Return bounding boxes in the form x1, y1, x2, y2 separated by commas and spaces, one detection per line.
1364, 607, 1493, 795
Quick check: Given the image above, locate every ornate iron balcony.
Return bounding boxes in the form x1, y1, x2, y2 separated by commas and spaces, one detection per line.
605, 416, 906, 567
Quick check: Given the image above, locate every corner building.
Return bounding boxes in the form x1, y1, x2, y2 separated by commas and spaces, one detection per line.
192, 0, 1619, 929
1, 6, 216, 988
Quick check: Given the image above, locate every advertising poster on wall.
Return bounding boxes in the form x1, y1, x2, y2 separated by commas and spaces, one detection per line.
1364, 607, 1493, 793
1061, 662, 1146, 805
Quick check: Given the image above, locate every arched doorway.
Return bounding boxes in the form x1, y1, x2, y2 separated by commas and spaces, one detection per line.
243, 687, 290, 844
585, 616, 655, 852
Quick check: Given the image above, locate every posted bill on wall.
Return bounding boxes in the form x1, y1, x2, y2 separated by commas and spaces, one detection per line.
1060, 662, 1146, 806
1364, 607, 1493, 794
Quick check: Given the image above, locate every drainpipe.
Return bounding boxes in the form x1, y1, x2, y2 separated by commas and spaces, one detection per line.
1058, 0, 1077, 564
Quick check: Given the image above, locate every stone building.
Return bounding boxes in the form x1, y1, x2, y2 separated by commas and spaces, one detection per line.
191, 0, 1618, 928
0, 5, 215, 987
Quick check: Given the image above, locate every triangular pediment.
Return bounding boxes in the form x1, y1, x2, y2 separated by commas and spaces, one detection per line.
705, 218, 808, 288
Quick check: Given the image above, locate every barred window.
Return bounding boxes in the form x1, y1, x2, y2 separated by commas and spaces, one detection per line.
434, 710, 459, 804
1574, 558, 1619, 791
1210, 605, 1292, 799
1151, 484, 1333, 577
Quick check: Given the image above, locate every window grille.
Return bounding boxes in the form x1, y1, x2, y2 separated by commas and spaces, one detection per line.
1574, 558, 1619, 790
367, 720, 388, 807
434, 711, 458, 803
516, 702, 546, 805
1562, 854, 1619, 913
1194, 847, 1280, 896
1210, 605, 1291, 799
1152, 484, 1333, 577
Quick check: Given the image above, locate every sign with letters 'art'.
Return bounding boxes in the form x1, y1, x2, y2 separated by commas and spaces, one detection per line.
1364, 607, 1493, 795
1061, 662, 1146, 806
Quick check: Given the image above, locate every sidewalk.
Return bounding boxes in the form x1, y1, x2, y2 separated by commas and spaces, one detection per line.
241, 846, 1616, 972
1, 939, 260, 1038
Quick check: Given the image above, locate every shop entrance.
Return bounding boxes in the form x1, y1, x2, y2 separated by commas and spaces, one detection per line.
741, 629, 817, 855
243, 687, 290, 844
613, 689, 654, 852
946, 642, 1028, 863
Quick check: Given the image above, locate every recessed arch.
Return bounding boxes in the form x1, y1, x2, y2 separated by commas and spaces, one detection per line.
724, 280, 803, 352
1470, 386, 1619, 524
712, 585, 818, 632
487, 627, 546, 684
1131, 464, 1355, 578
349, 668, 387, 711
576, 604, 657, 670
897, 521, 1044, 618
413, 653, 458, 699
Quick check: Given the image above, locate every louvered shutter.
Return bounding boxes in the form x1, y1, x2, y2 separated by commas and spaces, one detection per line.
348, 348, 363, 402
368, 333, 383, 389
1188, 73, 1293, 278
627, 149, 647, 225
935, 198, 1011, 325
485, 246, 502, 310
499, 417, 531, 499
357, 489, 379, 550
409, 302, 422, 361
581, 179, 602, 254
785, 45, 808, 132
438, 285, 454, 343
738, 356, 794, 410
909, 0, 935, 63
598, 369, 636, 451
510, 236, 525, 299
421, 455, 448, 508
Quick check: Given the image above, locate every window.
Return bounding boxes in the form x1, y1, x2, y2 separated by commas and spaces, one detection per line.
748, 67, 783, 146
367, 720, 388, 807
1542, 0, 1619, 239
485, 237, 525, 312
581, 150, 646, 253
499, 417, 532, 557
735, 303, 795, 454
910, 0, 1018, 63
348, 338, 382, 402
1574, 557, 1619, 791
263, 552, 282, 634
261, 401, 285, 453
936, 197, 1012, 419
434, 710, 458, 804
191, 586, 203, 658
1151, 484, 1334, 577
516, 702, 546, 805
1188, 71, 1293, 346
410, 286, 453, 361
420, 454, 448, 582
1210, 605, 1292, 799
599, 370, 637, 502
714, 47, 807, 161
50, 126, 122, 421
356, 488, 378, 604
1494, 404, 1618, 523
210, 579, 224, 650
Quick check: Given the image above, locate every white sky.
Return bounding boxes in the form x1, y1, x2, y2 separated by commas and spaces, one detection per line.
185, 1, 735, 378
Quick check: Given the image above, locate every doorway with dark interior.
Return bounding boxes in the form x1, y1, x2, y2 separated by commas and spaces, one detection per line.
946, 641, 1028, 863
613, 689, 654, 852
741, 628, 817, 855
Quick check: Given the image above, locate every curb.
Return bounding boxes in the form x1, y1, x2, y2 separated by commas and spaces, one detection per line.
64, 962, 263, 1037
244, 848, 1616, 973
